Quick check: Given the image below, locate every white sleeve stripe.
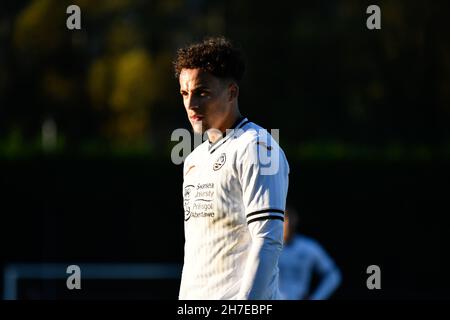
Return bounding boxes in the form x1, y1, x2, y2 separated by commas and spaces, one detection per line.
246, 208, 284, 218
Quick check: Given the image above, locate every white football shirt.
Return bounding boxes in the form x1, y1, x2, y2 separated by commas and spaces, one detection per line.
179, 117, 290, 300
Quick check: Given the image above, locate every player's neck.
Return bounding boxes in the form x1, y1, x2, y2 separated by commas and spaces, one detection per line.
207, 110, 242, 144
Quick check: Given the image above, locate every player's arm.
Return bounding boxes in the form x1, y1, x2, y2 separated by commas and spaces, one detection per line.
308, 242, 342, 300
238, 218, 284, 299
237, 134, 289, 299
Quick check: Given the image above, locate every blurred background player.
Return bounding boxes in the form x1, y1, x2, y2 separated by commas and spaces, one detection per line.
278, 205, 342, 300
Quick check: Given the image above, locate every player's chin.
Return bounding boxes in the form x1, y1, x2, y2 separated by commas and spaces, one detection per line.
191, 121, 205, 134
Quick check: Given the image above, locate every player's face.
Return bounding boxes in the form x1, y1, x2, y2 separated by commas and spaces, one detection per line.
179, 68, 233, 134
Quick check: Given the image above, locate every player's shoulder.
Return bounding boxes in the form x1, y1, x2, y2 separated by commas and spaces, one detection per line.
235, 121, 281, 150
235, 121, 263, 139
234, 120, 289, 167
296, 235, 324, 251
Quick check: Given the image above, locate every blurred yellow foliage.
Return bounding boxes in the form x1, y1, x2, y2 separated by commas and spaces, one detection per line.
73, 0, 134, 16
43, 70, 76, 102
155, 0, 183, 15
111, 49, 154, 112
88, 57, 112, 108
14, 0, 66, 56
88, 48, 157, 142
107, 20, 143, 54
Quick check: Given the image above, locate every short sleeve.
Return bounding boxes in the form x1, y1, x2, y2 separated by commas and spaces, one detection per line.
237, 131, 290, 225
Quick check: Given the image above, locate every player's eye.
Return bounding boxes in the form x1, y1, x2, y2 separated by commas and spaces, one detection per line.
199, 91, 209, 97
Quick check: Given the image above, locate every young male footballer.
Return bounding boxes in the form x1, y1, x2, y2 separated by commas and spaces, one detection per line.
174, 37, 290, 300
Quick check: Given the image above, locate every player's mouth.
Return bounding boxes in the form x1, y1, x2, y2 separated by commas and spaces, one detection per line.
190, 115, 204, 122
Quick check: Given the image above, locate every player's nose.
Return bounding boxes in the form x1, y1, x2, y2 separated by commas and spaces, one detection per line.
185, 94, 200, 110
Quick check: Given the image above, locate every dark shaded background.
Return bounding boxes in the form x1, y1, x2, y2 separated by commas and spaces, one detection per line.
1, 0, 449, 299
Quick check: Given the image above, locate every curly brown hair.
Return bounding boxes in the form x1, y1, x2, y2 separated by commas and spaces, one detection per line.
173, 37, 245, 82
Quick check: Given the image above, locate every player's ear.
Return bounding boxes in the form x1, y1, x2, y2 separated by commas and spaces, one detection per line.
228, 82, 239, 101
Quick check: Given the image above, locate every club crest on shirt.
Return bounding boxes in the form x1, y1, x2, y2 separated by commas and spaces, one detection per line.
184, 207, 191, 221
183, 184, 195, 221
184, 184, 195, 200
213, 153, 226, 171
